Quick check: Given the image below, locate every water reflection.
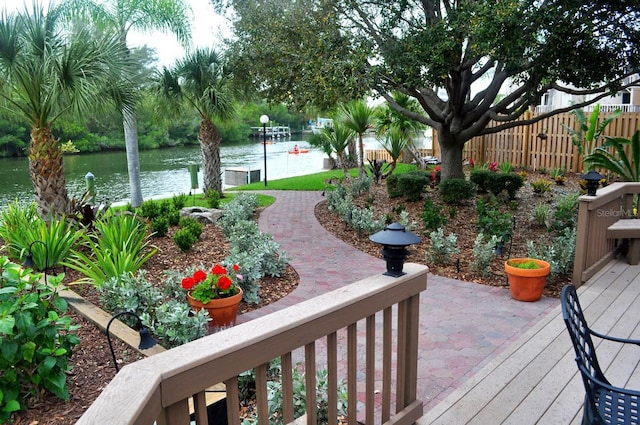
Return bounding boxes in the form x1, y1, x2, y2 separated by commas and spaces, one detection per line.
0, 137, 327, 208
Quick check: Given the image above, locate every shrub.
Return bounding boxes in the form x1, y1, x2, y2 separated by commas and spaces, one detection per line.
138, 199, 161, 219
0, 258, 79, 421
498, 162, 513, 173
426, 228, 459, 265
551, 192, 579, 232
349, 207, 385, 235
486, 173, 524, 199
531, 178, 551, 194
470, 169, 493, 193
531, 202, 551, 228
476, 198, 513, 243
172, 193, 188, 210
526, 227, 576, 276
387, 171, 430, 201
349, 175, 372, 197
439, 178, 475, 204
151, 217, 169, 237
173, 227, 198, 252
421, 198, 447, 231
205, 189, 221, 208
179, 217, 203, 239
470, 233, 499, 275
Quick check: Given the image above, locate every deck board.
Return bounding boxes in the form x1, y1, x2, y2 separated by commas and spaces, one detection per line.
419, 260, 640, 425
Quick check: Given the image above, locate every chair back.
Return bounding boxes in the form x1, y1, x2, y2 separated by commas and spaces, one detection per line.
560, 285, 609, 385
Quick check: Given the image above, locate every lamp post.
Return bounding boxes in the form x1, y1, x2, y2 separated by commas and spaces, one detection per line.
22, 240, 49, 285
106, 311, 158, 372
260, 114, 269, 187
582, 170, 604, 196
369, 222, 421, 277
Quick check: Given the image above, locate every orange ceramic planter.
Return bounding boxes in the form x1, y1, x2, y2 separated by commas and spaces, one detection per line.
187, 288, 243, 331
504, 258, 550, 302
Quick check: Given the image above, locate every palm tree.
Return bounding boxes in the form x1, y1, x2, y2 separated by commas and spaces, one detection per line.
0, 5, 134, 216
156, 48, 234, 195
380, 126, 411, 177
59, 0, 192, 207
310, 123, 355, 180
340, 99, 373, 176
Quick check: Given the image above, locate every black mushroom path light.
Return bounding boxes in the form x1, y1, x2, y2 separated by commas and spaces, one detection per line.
369, 222, 421, 277
582, 170, 604, 196
106, 311, 158, 372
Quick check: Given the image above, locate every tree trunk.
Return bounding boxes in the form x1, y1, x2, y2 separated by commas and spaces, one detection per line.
28, 126, 70, 217
438, 129, 466, 181
123, 110, 143, 207
358, 133, 366, 176
199, 119, 223, 195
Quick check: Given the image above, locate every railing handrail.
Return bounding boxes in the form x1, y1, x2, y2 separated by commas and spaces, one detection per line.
574, 182, 640, 284
78, 263, 429, 425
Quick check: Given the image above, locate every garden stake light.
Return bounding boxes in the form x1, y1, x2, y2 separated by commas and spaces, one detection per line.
106, 311, 157, 372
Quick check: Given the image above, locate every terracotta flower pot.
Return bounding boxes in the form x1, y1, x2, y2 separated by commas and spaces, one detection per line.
187, 287, 243, 330
504, 258, 550, 302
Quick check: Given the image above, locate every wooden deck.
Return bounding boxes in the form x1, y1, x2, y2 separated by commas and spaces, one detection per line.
419, 259, 640, 425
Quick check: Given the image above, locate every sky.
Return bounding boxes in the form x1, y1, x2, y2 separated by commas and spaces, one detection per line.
0, 0, 229, 67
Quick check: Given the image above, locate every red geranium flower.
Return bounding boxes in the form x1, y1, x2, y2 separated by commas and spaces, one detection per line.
211, 264, 227, 275
232, 264, 240, 272
193, 269, 207, 283
218, 275, 232, 290
181, 276, 196, 290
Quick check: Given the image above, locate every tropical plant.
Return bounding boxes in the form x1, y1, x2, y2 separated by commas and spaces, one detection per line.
0, 4, 135, 216
180, 264, 242, 303
340, 99, 374, 176
562, 104, 621, 170
0, 257, 79, 422
379, 126, 412, 177
585, 129, 640, 182
59, 0, 192, 207
63, 214, 157, 286
309, 123, 356, 180
156, 49, 235, 195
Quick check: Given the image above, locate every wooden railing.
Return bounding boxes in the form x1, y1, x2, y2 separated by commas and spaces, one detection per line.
77, 263, 429, 425
573, 183, 640, 285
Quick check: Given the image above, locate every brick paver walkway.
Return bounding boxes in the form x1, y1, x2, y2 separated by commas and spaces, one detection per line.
238, 190, 558, 413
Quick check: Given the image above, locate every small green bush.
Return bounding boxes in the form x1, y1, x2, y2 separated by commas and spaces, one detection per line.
139, 199, 161, 219
470, 234, 499, 275
172, 193, 188, 210
173, 227, 197, 251
386, 171, 430, 201
439, 178, 475, 204
151, 217, 169, 237
426, 228, 459, 265
179, 217, 203, 239
470, 169, 493, 193
205, 189, 221, 208
486, 173, 524, 199
531, 202, 551, 228
531, 178, 551, 194
386, 173, 403, 198
421, 198, 447, 231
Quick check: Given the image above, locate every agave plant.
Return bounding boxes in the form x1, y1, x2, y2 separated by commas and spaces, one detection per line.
585, 129, 640, 182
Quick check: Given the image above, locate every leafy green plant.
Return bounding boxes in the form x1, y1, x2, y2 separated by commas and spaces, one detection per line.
151, 217, 169, 237
138, 199, 161, 219
179, 217, 203, 239
476, 198, 513, 243
0, 257, 80, 421
498, 162, 513, 173
426, 228, 459, 265
172, 193, 188, 210
439, 178, 475, 204
562, 104, 621, 169
551, 192, 579, 232
507, 259, 541, 269
470, 169, 493, 193
367, 158, 389, 183
63, 214, 157, 286
585, 129, 640, 182
531, 202, 551, 228
205, 188, 221, 208
349, 207, 385, 235
530, 178, 551, 194
486, 173, 524, 199
173, 227, 198, 252
470, 234, 499, 275
386, 171, 429, 201
349, 175, 372, 197
421, 198, 446, 231
526, 227, 576, 276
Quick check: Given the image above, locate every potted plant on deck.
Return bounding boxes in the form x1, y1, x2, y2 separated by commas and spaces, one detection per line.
182, 264, 243, 330
504, 258, 550, 302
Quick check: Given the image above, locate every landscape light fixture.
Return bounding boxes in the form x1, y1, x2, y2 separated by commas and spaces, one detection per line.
22, 240, 49, 285
582, 170, 604, 196
369, 222, 421, 277
260, 114, 269, 187
106, 311, 157, 372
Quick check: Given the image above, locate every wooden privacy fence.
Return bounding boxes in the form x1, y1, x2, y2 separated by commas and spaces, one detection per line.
427, 111, 640, 172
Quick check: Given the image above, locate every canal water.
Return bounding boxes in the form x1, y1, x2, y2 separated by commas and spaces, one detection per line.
0, 136, 329, 208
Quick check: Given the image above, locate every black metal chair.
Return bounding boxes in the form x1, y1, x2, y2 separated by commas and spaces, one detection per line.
561, 284, 640, 424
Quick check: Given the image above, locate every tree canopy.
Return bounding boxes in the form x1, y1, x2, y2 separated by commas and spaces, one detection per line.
218, 0, 640, 179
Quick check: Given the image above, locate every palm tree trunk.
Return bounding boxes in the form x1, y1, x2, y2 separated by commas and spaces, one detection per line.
199, 119, 223, 195
28, 126, 70, 216
123, 110, 143, 207
358, 133, 366, 176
